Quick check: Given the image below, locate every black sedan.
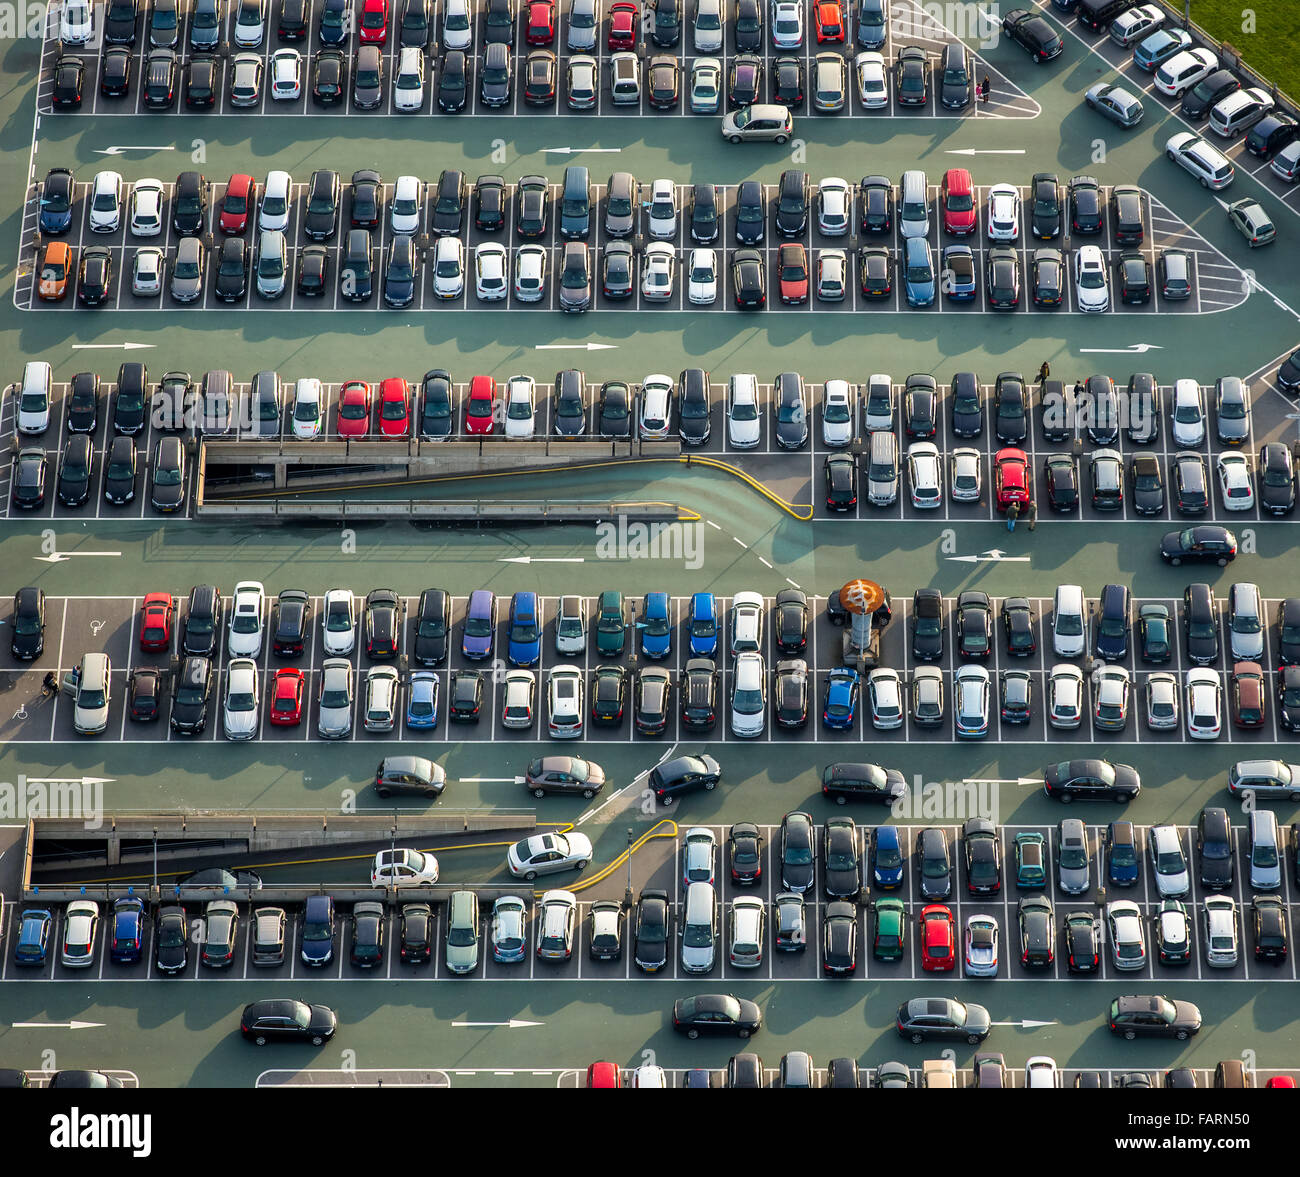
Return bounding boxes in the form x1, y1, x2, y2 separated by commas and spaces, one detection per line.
128, 668, 162, 722
213, 237, 248, 301
296, 245, 329, 296
859, 176, 893, 233
824, 453, 857, 511
598, 381, 631, 437
728, 823, 764, 885
822, 902, 858, 975
77, 247, 113, 306
1117, 253, 1152, 304
155, 906, 189, 973
1279, 599, 1300, 665
11, 448, 47, 510
1130, 453, 1164, 514
413, 588, 449, 664
672, 994, 761, 1038
241, 999, 337, 1046
1277, 667, 1300, 731
993, 373, 1027, 443
448, 671, 483, 721
590, 664, 627, 724
962, 818, 1002, 894
896, 997, 991, 1044
438, 50, 468, 111
364, 590, 401, 658
1001, 597, 1035, 656
1160, 526, 1237, 566
775, 589, 808, 654
911, 588, 944, 660
985, 247, 1020, 309
956, 591, 992, 659
515, 177, 549, 238
1030, 172, 1061, 238
779, 811, 816, 893
10, 587, 45, 660
1064, 912, 1101, 973
858, 246, 893, 297
1108, 996, 1201, 1041
773, 373, 807, 449
680, 660, 718, 730
1031, 248, 1064, 306
1259, 442, 1297, 514
824, 820, 860, 898
904, 381, 937, 439
184, 56, 218, 108
1068, 176, 1102, 234
950, 372, 982, 437
894, 46, 928, 105
1277, 347, 1300, 393
101, 47, 132, 97
732, 249, 766, 308
52, 56, 86, 108
634, 889, 670, 971
1042, 758, 1141, 803
1043, 453, 1079, 511
350, 170, 383, 230
311, 48, 346, 105
1002, 8, 1063, 60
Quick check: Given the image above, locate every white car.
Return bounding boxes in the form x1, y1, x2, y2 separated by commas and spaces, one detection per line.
255, 229, 287, 298
321, 588, 356, 655
547, 666, 585, 738
514, 244, 548, 302
566, 55, 598, 109
1203, 895, 1239, 966
1106, 900, 1147, 970
641, 241, 676, 301
60, 0, 94, 44
371, 848, 439, 887
639, 374, 673, 439
1154, 46, 1217, 96
690, 58, 723, 112
1109, 3, 1163, 47
863, 373, 893, 431
1216, 452, 1254, 511
822, 379, 853, 446
729, 896, 765, 967
683, 827, 717, 885
1073, 244, 1110, 312
647, 179, 678, 239
507, 832, 593, 879
131, 247, 164, 297
394, 46, 426, 110
911, 664, 944, 726
72, 653, 111, 735
986, 183, 1021, 242
260, 170, 292, 232
731, 591, 764, 653
317, 658, 354, 738
694, 0, 724, 51
233, 0, 267, 46
1165, 131, 1235, 189
964, 914, 999, 977
502, 668, 537, 730
504, 375, 537, 439
290, 378, 324, 439
432, 236, 464, 299
1047, 663, 1085, 730
391, 175, 422, 234
129, 179, 165, 238
475, 242, 508, 302
1171, 378, 1205, 446
817, 178, 852, 235
730, 651, 767, 737
771, 0, 803, 49
817, 250, 847, 301
1093, 665, 1131, 731
555, 598, 587, 655
1144, 671, 1179, 730
907, 442, 942, 508
868, 667, 904, 729
687, 247, 717, 305
1185, 667, 1222, 739
950, 447, 981, 502
537, 890, 578, 960
270, 48, 302, 99
88, 170, 124, 233
60, 900, 100, 968
227, 581, 266, 657
567, 0, 597, 49
223, 657, 260, 740
1148, 824, 1190, 898
363, 666, 400, 732
954, 664, 990, 738
442, 0, 473, 48
727, 374, 761, 448
854, 51, 888, 108
631, 1064, 668, 1088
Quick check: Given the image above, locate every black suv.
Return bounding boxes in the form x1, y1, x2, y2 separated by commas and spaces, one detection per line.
680, 659, 719, 730
413, 589, 449, 665
272, 590, 310, 657
170, 656, 213, 735
304, 170, 341, 241
775, 170, 809, 237
172, 171, 207, 235
183, 585, 222, 657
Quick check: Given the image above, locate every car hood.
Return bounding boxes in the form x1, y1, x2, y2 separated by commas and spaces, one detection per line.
962, 1003, 991, 1033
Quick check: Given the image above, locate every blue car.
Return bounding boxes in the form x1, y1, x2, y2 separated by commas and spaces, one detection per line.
941, 245, 977, 301
507, 591, 541, 667
641, 592, 672, 659
462, 590, 497, 660
689, 592, 717, 657
109, 897, 147, 964
406, 671, 439, 729
1106, 821, 1141, 886
872, 827, 904, 889
14, 908, 52, 966
822, 668, 860, 730
903, 237, 935, 307
1134, 28, 1192, 71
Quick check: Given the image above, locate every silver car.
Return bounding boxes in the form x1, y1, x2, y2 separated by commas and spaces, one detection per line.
722, 103, 794, 143
1203, 895, 1239, 966
491, 896, 528, 963
502, 669, 536, 730
1092, 665, 1130, 732
1106, 900, 1147, 971
1144, 672, 1179, 730
950, 447, 981, 502
230, 51, 263, 106
363, 666, 399, 733
728, 896, 765, 968
60, 900, 100, 968
223, 657, 260, 740
506, 832, 594, 880
132, 247, 165, 297
1047, 663, 1084, 730
555, 596, 587, 655
1057, 819, 1090, 894
317, 658, 354, 739
1149, 824, 1190, 897
255, 229, 287, 299
72, 652, 112, 735
567, 0, 598, 50
170, 236, 205, 303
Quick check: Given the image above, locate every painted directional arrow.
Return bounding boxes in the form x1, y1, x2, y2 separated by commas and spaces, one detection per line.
990, 1020, 1058, 1028
451, 1019, 544, 1028
964, 777, 1042, 786
534, 343, 617, 351
34, 550, 123, 564
543, 147, 622, 155
71, 342, 154, 351
94, 146, 176, 156
1078, 343, 1163, 354
11, 1020, 105, 1030
26, 776, 116, 787
944, 148, 1027, 156
946, 549, 1031, 564
498, 556, 585, 564
458, 776, 526, 784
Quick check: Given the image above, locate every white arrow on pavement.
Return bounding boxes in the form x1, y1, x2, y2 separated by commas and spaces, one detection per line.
543, 147, 622, 155
946, 549, 1031, 564
94, 146, 176, 156
33, 551, 123, 564
451, 1019, 544, 1028
11, 1020, 105, 1030
458, 776, 526, 784
964, 777, 1041, 786
497, 556, 585, 564
1078, 343, 1163, 354
534, 343, 618, 351
990, 1020, 1058, 1028
944, 148, 1027, 156
26, 776, 116, 787
71, 342, 154, 351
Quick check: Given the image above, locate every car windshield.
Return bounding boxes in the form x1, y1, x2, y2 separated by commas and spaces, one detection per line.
947, 193, 973, 212
906, 260, 931, 281
79, 687, 106, 708
154, 461, 182, 485
227, 690, 255, 711
1156, 848, 1185, 873
777, 400, 803, 424
42, 190, 70, 213
1175, 401, 1200, 423
1079, 268, 1104, 289
733, 686, 762, 711
1059, 846, 1087, 869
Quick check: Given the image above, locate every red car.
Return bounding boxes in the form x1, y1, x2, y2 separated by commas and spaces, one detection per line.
778, 243, 809, 304
138, 592, 174, 652
919, 904, 957, 973
994, 447, 1030, 512
465, 375, 497, 435
941, 168, 976, 236
814, 0, 845, 42
337, 381, 372, 438
269, 668, 305, 726
608, 1, 637, 48
220, 173, 256, 235
1231, 661, 1267, 728
378, 377, 411, 437
586, 1061, 622, 1088
358, 0, 388, 43
526, 0, 555, 44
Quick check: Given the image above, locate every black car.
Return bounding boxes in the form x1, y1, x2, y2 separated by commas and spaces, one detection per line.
142, 48, 177, 108
339, 230, 373, 303
824, 453, 858, 511
1044, 453, 1079, 511
57, 435, 92, 508
775, 170, 809, 237
40, 168, 75, 236
214, 237, 248, 301
483, 0, 515, 43
634, 888, 670, 971
448, 670, 483, 721
399, 902, 433, 963
1246, 113, 1299, 160
155, 905, 189, 973
364, 589, 401, 659
949, 371, 981, 437
184, 55, 218, 108
350, 903, 384, 967
734, 0, 762, 50
312, 47, 346, 104
858, 246, 893, 298
824, 820, 861, 898
438, 50, 468, 111
859, 175, 893, 233
903, 377, 937, 439
1173, 452, 1209, 515
772, 57, 804, 106
103, 436, 137, 505
1161, 527, 1237, 567
774, 659, 809, 728
650, 0, 680, 43
1253, 896, 1288, 962
1000, 597, 1035, 656
181, 585, 221, 657
1018, 897, 1055, 967
993, 373, 1027, 443
1030, 172, 1061, 239
734, 179, 766, 245
939, 41, 970, 109
647, 54, 679, 108
778, 812, 815, 893
398, 0, 430, 45
429, 170, 467, 238
1031, 248, 1064, 307
1109, 995, 1201, 1041
677, 368, 709, 445
112, 363, 147, 434
894, 45, 928, 105
1196, 806, 1234, 888
732, 249, 766, 308
382, 236, 418, 307
773, 589, 807, 654
673, 993, 761, 1038
241, 999, 337, 1045
1086, 373, 1120, 443
10, 588, 45, 660
481, 41, 513, 106
279, 0, 309, 37
77, 246, 112, 306
52, 56, 86, 108
271, 590, 309, 657
680, 659, 719, 731
649, 753, 721, 804
917, 827, 952, 899
1002, 8, 1063, 60
350, 170, 383, 230
128, 668, 162, 722
1126, 372, 1160, 444
1130, 453, 1164, 514
1063, 912, 1100, 974
911, 588, 944, 660
172, 171, 207, 236
601, 242, 634, 300
1259, 442, 1297, 514
956, 590, 992, 660
149, 436, 186, 513
1068, 176, 1101, 234
690, 183, 719, 244
1280, 599, 1300, 665
412, 589, 449, 665
635, 667, 671, 736
1181, 68, 1239, 120
773, 372, 807, 448
1043, 758, 1141, 802
304, 169, 341, 240
11, 448, 47, 510
170, 655, 213, 734
598, 381, 631, 437
822, 902, 858, 975
1182, 581, 1219, 666
728, 823, 764, 885
515, 176, 549, 239
296, 243, 329, 296
986, 248, 1020, 310
896, 997, 991, 1044
1117, 253, 1152, 304
475, 175, 506, 231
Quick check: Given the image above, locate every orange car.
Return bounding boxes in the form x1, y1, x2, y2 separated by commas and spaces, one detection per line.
38, 240, 71, 301
815, 0, 845, 42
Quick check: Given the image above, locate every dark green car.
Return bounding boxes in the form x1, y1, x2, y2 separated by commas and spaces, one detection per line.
1138, 603, 1171, 662
873, 898, 906, 961
1014, 832, 1046, 888
595, 590, 626, 656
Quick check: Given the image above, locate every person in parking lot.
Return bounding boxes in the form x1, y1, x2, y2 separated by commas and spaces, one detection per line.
1026, 500, 1038, 531
1006, 501, 1020, 531
1037, 360, 1050, 384
980, 76, 990, 103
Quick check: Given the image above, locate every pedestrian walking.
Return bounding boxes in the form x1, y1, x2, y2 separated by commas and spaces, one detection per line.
1027, 500, 1038, 531
980, 76, 990, 104
1037, 360, 1051, 384
1006, 501, 1020, 532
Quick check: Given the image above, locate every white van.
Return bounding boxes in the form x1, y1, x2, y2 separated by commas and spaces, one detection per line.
1052, 584, 1086, 658
1249, 810, 1282, 891
867, 431, 899, 506
680, 881, 717, 974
